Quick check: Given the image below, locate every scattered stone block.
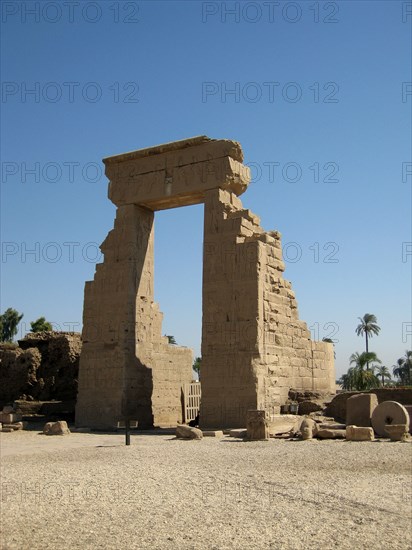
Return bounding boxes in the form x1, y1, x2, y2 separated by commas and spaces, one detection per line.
175, 424, 203, 440
3, 405, 14, 414
311, 415, 335, 423
43, 420, 71, 436
229, 429, 247, 438
2, 427, 14, 433
0, 412, 22, 424
268, 414, 301, 435
346, 393, 378, 427
316, 429, 346, 439
346, 425, 374, 441
8, 422, 24, 430
319, 423, 346, 430
384, 424, 409, 441
202, 430, 224, 437
371, 401, 410, 437
246, 410, 269, 441
298, 401, 323, 415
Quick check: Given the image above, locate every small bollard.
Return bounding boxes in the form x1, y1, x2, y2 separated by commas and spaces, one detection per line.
125, 418, 131, 446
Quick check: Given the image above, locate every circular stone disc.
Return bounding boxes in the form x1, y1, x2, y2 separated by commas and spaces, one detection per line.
371, 401, 410, 436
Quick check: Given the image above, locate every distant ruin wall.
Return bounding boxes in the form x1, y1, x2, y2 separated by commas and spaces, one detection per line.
0, 332, 81, 405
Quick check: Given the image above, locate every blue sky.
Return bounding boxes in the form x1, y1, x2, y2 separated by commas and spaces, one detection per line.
1, 0, 411, 378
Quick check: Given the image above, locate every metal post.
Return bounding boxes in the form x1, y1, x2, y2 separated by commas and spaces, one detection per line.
125, 418, 130, 446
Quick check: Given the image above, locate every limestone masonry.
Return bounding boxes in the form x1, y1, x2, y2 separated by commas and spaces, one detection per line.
75, 136, 335, 429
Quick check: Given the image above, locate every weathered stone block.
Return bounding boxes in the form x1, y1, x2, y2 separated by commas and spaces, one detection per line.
298, 400, 324, 415
202, 430, 224, 437
384, 424, 409, 441
316, 428, 346, 439
175, 425, 203, 440
346, 425, 374, 441
229, 429, 247, 438
246, 410, 269, 441
346, 393, 378, 427
0, 413, 22, 424
43, 420, 71, 436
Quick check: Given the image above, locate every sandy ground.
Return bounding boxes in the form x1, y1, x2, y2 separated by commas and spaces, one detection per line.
1, 426, 411, 550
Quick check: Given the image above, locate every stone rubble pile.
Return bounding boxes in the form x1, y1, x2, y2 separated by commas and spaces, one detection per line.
184, 399, 412, 443
0, 405, 26, 433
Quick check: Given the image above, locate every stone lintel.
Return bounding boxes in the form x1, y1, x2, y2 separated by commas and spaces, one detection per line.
104, 136, 250, 210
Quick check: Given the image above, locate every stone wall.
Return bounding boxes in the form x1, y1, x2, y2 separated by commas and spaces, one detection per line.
0, 332, 81, 406
76, 204, 193, 429
200, 188, 335, 428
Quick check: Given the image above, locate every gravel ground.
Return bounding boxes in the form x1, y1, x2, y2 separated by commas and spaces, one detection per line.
1, 427, 411, 550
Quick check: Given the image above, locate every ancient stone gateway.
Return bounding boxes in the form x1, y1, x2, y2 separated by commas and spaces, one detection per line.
75, 136, 335, 430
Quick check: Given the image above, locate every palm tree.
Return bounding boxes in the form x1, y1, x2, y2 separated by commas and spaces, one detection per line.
349, 351, 381, 370
374, 365, 391, 387
344, 351, 381, 390
355, 314, 381, 368
355, 313, 380, 354
338, 367, 357, 390
392, 351, 412, 386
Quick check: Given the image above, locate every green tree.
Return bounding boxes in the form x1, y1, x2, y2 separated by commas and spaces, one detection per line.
338, 367, 358, 391
0, 308, 24, 342
166, 335, 177, 345
392, 351, 412, 386
30, 317, 53, 333
355, 313, 381, 356
339, 351, 381, 390
193, 356, 201, 378
350, 351, 381, 371
374, 365, 391, 387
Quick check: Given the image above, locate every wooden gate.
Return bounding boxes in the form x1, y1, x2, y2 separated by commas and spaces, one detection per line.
183, 382, 201, 423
